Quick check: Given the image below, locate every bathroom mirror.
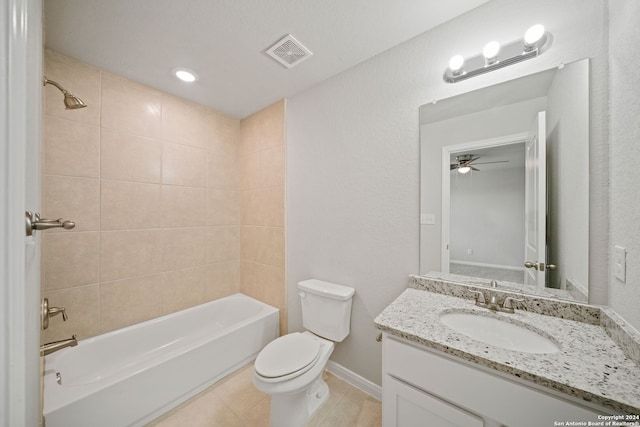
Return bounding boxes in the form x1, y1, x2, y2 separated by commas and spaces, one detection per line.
419, 58, 589, 301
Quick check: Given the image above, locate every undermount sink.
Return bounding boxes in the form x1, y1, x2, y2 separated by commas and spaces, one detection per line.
440, 311, 560, 354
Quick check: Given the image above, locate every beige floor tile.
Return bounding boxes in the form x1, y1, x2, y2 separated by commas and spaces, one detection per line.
146, 364, 381, 427
356, 398, 383, 427
150, 388, 243, 427
214, 364, 268, 415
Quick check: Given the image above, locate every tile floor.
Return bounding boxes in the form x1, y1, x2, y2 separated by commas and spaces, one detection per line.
147, 363, 382, 427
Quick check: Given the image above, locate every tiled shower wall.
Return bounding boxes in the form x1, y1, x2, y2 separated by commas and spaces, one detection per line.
239, 100, 287, 333
41, 51, 285, 342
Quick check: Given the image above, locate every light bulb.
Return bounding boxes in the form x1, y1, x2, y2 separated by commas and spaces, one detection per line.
524, 24, 545, 45
458, 166, 471, 174
448, 55, 464, 72
482, 41, 500, 59
172, 67, 198, 82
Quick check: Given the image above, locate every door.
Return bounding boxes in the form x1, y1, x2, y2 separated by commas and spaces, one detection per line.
524, 111, 546, 287
0, 0, 43, 426
383, 375, 485, 427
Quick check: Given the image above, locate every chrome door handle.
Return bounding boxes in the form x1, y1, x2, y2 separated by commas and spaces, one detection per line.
26, 211, 75, 236
524, 261, 556, 271
524, 261, 538, 270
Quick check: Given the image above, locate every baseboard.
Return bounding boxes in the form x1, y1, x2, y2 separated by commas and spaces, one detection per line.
325, 360, 381, 401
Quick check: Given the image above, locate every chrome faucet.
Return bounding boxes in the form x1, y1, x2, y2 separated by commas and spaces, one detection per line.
41, 335, 78, 356
470, 281, 524, 314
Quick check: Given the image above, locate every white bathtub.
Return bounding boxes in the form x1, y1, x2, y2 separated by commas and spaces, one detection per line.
43, 293, 279, 427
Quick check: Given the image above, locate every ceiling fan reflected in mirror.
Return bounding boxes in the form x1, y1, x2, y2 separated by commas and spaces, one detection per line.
450, 154, 509, 174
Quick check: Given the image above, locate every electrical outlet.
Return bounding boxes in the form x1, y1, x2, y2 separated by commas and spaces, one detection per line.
614, 245, 626, 283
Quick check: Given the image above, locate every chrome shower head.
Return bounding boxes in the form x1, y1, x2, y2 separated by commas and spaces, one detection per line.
43, 76, 87, 110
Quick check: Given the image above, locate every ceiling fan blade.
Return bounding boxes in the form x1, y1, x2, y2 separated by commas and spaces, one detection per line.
472, 160, 509, 165
450, 164, 457, 170
471, 166, 480, 171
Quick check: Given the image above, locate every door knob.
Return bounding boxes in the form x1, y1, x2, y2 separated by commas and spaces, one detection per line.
524, 261, 539, 270
524, 261, 557, 271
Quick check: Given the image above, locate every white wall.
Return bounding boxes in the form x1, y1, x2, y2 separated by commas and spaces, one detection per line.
546, 59, 590, 291
608, 1, 640, 330
450, 168, 525, 267
420, 97, 546, 273
287, 0, 608, 385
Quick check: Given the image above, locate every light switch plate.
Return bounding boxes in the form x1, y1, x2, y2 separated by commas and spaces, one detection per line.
614, 245, 626, 283
421, 213, 436, 225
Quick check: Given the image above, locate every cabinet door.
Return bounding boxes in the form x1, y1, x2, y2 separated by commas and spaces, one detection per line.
383, 375, 485, 427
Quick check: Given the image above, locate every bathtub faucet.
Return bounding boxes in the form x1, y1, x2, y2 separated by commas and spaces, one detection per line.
41, 335, 78, 356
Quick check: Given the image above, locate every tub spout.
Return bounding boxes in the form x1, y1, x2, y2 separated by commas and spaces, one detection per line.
41, 335, 77, 356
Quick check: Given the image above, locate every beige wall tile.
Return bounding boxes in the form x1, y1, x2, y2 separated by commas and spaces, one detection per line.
42, 175, 100, 232
260, 147, 285, 188
161, 227, 207, 271
260, 264, 285, 310
43, 116, 100, 178
207, 226, 240, 263
239, 152, 260, 191
44, 51, 101, 126
101, 180, 162, 230
161, 266, 208, 314
101, 129, 162, 183
206, 260, 240, 300
239, 260, 260, 301
100, 275, 163, 333
161, 186, 206, 227
205, 110, 240, 154
42, 232, 100, 291
240, 226, 284, 269
162, 142, 206, 187
239, 99, 285, 156
206, 149, 238, 190
41, 284, 100, 344
101, 73, 162, 139
240, 188, 284, 227
206, 189, 239, 226
101, 230, 163, 282
240, 260, 285, 309
162, 95, 209, 149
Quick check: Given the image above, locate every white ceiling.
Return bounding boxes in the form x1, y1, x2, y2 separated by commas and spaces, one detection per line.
44, 0, 490, 118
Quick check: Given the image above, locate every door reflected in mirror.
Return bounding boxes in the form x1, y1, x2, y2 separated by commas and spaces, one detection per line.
419, 58, 589, 302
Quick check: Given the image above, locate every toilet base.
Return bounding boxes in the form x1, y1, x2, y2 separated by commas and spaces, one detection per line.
269, 375, 329, 427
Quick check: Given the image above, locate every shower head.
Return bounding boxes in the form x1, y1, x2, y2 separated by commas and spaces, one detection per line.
43, 77, 87, 110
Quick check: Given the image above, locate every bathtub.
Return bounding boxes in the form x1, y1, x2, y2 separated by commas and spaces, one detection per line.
43, 293, 279, 427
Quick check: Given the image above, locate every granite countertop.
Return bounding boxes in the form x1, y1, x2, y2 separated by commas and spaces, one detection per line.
374, 288, 640, 414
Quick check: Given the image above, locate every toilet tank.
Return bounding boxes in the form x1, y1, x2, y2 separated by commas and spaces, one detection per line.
298, 279, 355, 342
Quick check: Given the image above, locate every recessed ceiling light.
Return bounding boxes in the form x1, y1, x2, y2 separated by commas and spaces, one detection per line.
172, 67, 198, 82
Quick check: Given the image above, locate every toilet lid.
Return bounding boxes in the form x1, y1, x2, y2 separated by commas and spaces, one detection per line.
255, 333, 321, 379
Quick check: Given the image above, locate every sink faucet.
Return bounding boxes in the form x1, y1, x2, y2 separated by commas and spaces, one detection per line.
470, 282, 524, 314
41, 335, 77, 356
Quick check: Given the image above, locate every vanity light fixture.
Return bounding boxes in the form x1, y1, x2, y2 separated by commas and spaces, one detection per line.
443, 25, 552, 83
172, 67, 198, 82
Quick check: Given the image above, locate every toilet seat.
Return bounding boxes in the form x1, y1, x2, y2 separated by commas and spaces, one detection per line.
254, 333, 321, 383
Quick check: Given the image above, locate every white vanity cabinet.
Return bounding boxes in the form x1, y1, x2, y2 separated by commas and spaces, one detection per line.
382, 334, 607, 427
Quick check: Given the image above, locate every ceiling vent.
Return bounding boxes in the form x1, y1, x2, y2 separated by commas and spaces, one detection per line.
266, 34, 313, 69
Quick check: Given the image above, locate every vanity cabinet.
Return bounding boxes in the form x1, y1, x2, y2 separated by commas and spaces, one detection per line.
382, 333, 606, 427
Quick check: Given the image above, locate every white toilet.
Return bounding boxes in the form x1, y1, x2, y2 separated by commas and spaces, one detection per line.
253, 279, 355, 427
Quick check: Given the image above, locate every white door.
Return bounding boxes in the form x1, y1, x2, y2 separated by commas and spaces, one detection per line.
383, 375, 485, 427
524, 112, 547, 287
0, 0, 43, 426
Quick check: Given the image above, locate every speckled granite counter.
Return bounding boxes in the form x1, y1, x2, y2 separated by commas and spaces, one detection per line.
374, 288, 640, 414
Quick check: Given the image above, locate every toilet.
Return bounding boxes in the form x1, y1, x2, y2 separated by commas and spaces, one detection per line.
253, 279, 355, 427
